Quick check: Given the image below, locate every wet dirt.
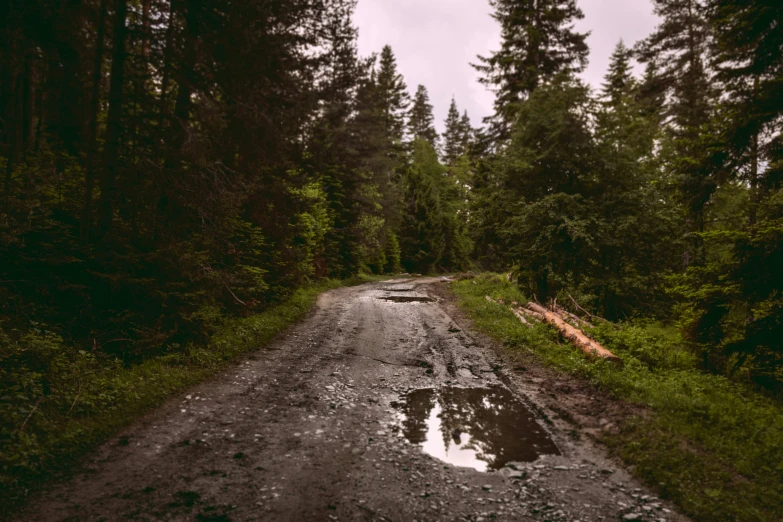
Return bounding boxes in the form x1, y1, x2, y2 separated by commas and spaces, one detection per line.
396, 386, 560, 472
17, 278, 689, 522
379, 295, 435, 303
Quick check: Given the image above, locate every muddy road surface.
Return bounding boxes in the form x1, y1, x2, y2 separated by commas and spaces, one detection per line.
19, 279, 686, 522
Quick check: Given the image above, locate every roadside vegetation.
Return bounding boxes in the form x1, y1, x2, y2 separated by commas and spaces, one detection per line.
0, 276, 384, 509
452, 273, 783, 522
1, 0, 467, 507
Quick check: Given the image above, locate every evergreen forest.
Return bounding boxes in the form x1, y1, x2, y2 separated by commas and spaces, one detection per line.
1, 0, 783, 516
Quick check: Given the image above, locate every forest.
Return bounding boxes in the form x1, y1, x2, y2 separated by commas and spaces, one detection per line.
1, 0, 782, 512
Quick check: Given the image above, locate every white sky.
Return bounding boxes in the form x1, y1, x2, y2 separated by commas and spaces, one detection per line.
354, 0, 660, 132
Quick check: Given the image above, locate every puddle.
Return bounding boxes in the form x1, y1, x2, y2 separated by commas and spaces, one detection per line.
380, 296, 434, 303
395, 386, 559, 471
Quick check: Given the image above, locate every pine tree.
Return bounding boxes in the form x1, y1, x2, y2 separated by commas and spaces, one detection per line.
637, 0, 716, 263
459, 111, 474, 153
598, 41, 656, 160
442, 97, 463, 166
709, 0, 783, 192
408, 85, 439, 148
601, 41, 635, 107
473, 0, 589, 141
637, 59, 667, 123
637, 0, 712, 134
673, 0, 783, 375
399, 138, 446, 273
376, 45, 409, 144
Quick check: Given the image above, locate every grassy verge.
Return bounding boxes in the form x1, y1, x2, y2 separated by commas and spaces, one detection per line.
451, 274, 783, 522
0, 275, 384, 511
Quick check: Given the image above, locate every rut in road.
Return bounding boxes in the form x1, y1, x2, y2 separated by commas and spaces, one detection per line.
18, 279, 687, 522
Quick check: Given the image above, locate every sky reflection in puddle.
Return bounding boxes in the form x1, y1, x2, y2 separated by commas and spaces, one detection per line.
396, 386, 560, 471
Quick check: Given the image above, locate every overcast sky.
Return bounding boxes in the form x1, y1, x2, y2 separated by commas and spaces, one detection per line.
353, 0, 661, 132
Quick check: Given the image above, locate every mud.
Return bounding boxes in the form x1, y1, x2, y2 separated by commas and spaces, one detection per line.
17, 278, 688, 522
379, 295, 435, 303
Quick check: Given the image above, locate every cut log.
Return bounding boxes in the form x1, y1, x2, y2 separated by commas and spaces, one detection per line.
510, 308, 533, 328
486, 296, 539, 327
527, 303, 623, 367
555, 305, 594, 328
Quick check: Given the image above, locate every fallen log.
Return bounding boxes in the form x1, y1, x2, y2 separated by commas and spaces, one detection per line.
510, 308, 534, 328
486, 296, 538, 327
527, 303, 623, 367
555, 304, 594, 328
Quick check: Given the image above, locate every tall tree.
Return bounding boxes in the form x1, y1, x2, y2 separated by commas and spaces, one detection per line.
637, 0, 715, 254
399, 138, 446, 273
459, 110, 474, 153
97, 0, 129, 238
408, 85, 438, 148
601, 41, 635, 106
442, 97, 463, 166
376, 45, 409, 144
673, 0, 783, 378
474, 0, 589, 142
81, 0, 108, 242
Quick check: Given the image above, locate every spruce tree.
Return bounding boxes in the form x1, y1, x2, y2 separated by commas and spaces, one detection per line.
408, 85, 439, 148
637, 59, 667, 123
601, 41, 635, 107
473, 0, 589, 141
442, 97, 463, 166
673, 0, 783, 374
709, 0, 783, 190
376, 45, 409, 143
459, 111, 474, 153
399, 138, 446, 273
599, 41, 656, 159
637, 0, 712, 134
637, 0, 715, 250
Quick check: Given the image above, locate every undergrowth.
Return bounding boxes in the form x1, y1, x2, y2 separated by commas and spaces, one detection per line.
451, 273, 783, 522
0, 275, 383, 512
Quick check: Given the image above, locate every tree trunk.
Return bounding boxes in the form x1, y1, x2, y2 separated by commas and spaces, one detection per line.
141, 0, 152, 57
156, 0, 198, 239
97, 0, 129, 238
21, 53, 35, 153
4, 72, 20, 193
157, 0, 176, 141
527, 303, 623, 366
81, 0, 108, 243
749, 77, 761, 226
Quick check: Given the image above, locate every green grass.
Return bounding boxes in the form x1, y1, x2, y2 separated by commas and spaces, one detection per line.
451, 274, 783, 522
0, 275, 386, 512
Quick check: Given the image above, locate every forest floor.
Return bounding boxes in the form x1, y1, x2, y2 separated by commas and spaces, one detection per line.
16, 278, 685, 522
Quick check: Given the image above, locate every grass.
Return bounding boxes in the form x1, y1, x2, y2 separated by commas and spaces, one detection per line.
451, 273, 783, 522
0, 274, 387, 512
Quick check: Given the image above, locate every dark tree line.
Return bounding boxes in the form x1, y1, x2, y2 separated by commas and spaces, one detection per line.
469, 0, 783, 385
0, 0, 472, 364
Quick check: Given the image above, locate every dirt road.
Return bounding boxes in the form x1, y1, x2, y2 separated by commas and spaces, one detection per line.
19, 279, 685, 521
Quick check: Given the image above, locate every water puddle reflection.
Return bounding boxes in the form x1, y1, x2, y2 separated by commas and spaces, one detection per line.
395, 386, 559, 471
